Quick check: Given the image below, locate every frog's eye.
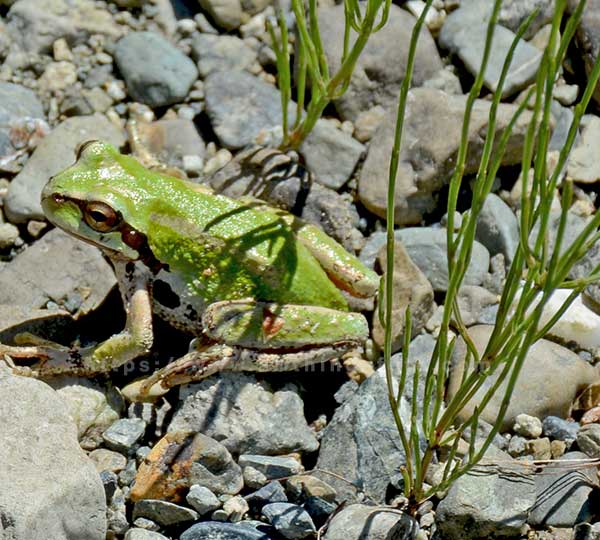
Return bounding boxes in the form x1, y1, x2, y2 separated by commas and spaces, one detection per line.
75, 140, 99, 159
83, 201, 120, 232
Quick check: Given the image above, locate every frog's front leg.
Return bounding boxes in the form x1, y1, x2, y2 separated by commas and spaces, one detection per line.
1, 260, 154, 377
138, 300, 368, 396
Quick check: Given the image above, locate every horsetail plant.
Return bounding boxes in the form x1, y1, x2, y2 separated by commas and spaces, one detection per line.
383, 0, 600, 511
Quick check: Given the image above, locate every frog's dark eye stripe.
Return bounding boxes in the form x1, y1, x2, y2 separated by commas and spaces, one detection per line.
83, 201, 121, 232
75, 140, 99, 159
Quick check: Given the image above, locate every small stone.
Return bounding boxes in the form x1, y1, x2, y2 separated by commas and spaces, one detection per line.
576, 424, 600, 458
191, 34, 257, 77
286, 475, 336, 502
508, 435, 527, 457
119, 458, 137, 487
0, 223, 19, 249
221, 495, 249, 522
186, 485, 221, 515
177, 18, 197, 34
89, 448, 128, 473
39, 61, 77, 92
525, 437, 552, 460
133, 499, 198, 527
243, 466, 268, 489
513, 414, 543, 438
262, 502, 316, 540
238, 455, 303, 479
475, 193, 520, 263
204, 149, 233, 175
181, 522, 271, 540
53, 38, 73, 61
125, 529, 169, 540
553, 83, 579, 106
567, 116, 600, 184
102, 418, 146, 454
543, 416, 580, 442
100, 470, 119, 502
304, 497, 336, 528
245, 481, 288, 512
106, 81, 127, 101
114, 31, 198, 107
182, 154, 204, 176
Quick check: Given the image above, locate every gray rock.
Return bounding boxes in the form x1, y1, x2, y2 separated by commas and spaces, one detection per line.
181, 522, 272, 540
245, 481, 288, 512
186, 485, 221, 516
528, 451, 596, 527
133, 499, 198, 527
508, 434, 527, 457
0, 228, 116, 317
118, 458, 137, 486
303, 497, 336, 528
359, 88, 533, 226
456, 285, 499, 326
301, 119, 365, 190
207, 148, 364, 252
5, 114, 126, 223
567, 115, 600, 183
168, 373, 319, 455
90, 448, 128, 473
317, 4, 442, 122
197, 0, 245, 30
191, 33, 257, 77
440, 17, 542, 97
423, 67, 463, 95
436, 446, 535, 540
576, 423, 600, 458
48, 376, 122, 450
124, 530, 169, 540
262, 503, 316, 539
316, 371, 419, 502
0, 82, 45, 167
322, 504, 417, 540
448, 325, 599, 430
475, 193, 520, 263
102, 418, 146, 454
395, 227, 490, 291
542, 416, 580, 442
6, 0, 123, 54
372, 243, 435, 352
238, 455, 303, 479
114, 31, 198, 107
572, 0, 600, 105
0, 369, 106, 539
204, 70, 290, 149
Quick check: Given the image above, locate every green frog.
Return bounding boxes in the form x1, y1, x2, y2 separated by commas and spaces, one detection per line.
1, 140, 379, 397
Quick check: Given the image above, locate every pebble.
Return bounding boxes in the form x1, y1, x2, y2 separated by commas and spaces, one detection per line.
567, 115, 600, 183
243, 465, 269, 489
191, 33, 257, 77
475, 193, 520, 263
102, 418, 146, 454
304, 497, 337, 528
262, 502, 316, 540
186, 485, 221, 515
203, 148, 233, 175
286, 475, 336, 502
168, 373, 319, 455
508, 435, 527, 457
89, 448, 128, 473
238, 454, 303, 479
132, 499, 199, 527
0, 222, 19, 249
525, 437, 552, 460
114, 31, 198, 107
513, 413, 543, 438
245, 481, 288, 512
576, 423, 600, 458
130, 431, 243, 502
220, 495, 249, 522
542, 416, 580, 442
124, 530, 169, 540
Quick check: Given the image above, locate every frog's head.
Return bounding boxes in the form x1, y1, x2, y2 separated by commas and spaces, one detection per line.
41, 140, 155, 261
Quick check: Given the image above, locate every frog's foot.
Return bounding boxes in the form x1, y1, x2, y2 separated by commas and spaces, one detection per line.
137, 341, 362, 398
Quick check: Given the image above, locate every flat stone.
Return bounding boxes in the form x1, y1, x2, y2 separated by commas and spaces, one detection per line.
262, 503, 316, 539
395, 227, 490, 291
436, 446, 535, 540
102, 418, 146, 454
528, 452, 596, 527
317, 4, 443, 122
181, 522, 272, 540
577, 423, 600, 458
358, 88, 533, 226
5, 114, 126, 223
0, 228, 116, 317
191, 33, 257, 77
475, 193, 520, 263
168, 373, 318, 455
114, 31, 198, 107
186, 485, 221, 515
131, 431, 242, 502
245, 481, 288, 512
448, 325, 599, 430
133, 499, 198, 527
89, 448, 128, 473
322, 504, 417, 540
440, 18, 542, 98
0, 369, 106, 539
238, 455, 303, 479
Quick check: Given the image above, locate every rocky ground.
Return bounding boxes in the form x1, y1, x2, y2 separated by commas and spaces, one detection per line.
1, 0, 600, 539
